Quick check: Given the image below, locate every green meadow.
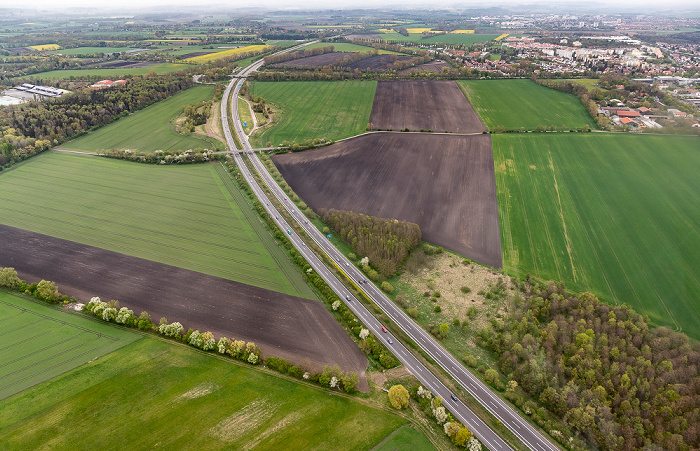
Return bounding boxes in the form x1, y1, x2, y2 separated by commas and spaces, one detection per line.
459, 79, 597, 131
304, 42, 399, 54
249, 81, 377, 147
0, 335, 409, 450
494, 133, 700, 338
62, 85, 223, 153
0, 292, 139, 400
16, 63, 187, 80
0, 152, 314, 298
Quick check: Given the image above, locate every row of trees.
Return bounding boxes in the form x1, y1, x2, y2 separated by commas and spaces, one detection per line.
481, 283, 700, 450
0, 71, 194, 169
101, 148, 220, 164
263, 45, 335, 65
319, 208, 421, 277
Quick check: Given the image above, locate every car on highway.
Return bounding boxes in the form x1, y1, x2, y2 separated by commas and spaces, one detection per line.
363, 279, 368, 284
381, 327, 387, 333
451, 394, 458, 402
287, 230, 291, 235
345, 295, 350, 301
387, 337, 393, 344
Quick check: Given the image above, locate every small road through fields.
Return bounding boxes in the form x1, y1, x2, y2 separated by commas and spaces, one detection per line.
221, 44, 559, 451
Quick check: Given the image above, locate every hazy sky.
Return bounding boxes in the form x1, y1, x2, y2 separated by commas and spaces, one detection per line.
16, 0, 700, 14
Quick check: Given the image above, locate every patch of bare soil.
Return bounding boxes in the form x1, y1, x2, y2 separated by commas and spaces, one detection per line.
0, 224, 368, 387
368, 80, 486, 133
344, 54, 413, 71
272, 132, 502, 268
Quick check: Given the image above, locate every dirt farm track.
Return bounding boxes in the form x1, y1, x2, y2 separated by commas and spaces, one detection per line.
273, 133, 503, 268
0, 224, 368, 385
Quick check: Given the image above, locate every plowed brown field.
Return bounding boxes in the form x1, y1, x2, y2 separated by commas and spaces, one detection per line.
0, 224, 368, 385
272, 133, 502, 268
273, 52, 353, 68
369, 80, 486, 133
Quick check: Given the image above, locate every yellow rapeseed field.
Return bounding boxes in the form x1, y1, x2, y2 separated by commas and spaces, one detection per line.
184, 45, 270, 63
29, 44, 61, 51
451, 29, 475, 34
406, 28, 434, 33
494, 34, 510, 41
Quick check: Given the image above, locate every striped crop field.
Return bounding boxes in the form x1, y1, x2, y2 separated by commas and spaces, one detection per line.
61, 86, 223, 153
458, 79, 597, 131
494, 133, 700, 338
0, 336, 409, 450
184, 45, 270, 63
0, 292, 139, 401
304, 42, 398, 54
249, 81, 377, 147
0, 152, 315, 298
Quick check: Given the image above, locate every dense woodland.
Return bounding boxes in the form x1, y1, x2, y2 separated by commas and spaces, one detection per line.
481, 283, 700, 450
319, 208, 421, 277
263, 45, 335, 65
0, 71, 193, 168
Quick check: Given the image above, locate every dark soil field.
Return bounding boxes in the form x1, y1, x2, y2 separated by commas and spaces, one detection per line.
100, 60, 159, 69
0, 224, 368, 384
273, 133, 502, 268
345, 54, 413, 71
177, 51, 214, 59
273, 52, 354, 68
369, 81, 487, 133
398, 60, 450, 75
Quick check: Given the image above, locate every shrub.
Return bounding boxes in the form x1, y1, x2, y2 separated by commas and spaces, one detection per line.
348, 253, 356, 261
454, 318, 460, 326
380, 281, 394, 294
434, 305, 441, 313
463, 354, 478, 367
36, 280, 60, 302
461, 286, 471, 293
388, 385, 410, 409
0, 267, 23, 290
408, 307, 419, 319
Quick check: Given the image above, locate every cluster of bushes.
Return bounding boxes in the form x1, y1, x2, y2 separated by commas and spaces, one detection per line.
264, 45, 335, 65
411, 385, 482, 450
480, 283, 700, 450
354, 327, 399, 368
318, 208, 421, 277
276, 137, 332, 152
0, 267, 77, 304
267, 358, 359, 392
488, 124, 591, 133
181, 99, 212, 133
102, 148, 221, 164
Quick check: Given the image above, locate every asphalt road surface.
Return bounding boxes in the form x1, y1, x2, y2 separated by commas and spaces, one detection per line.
221, 43, 559, 451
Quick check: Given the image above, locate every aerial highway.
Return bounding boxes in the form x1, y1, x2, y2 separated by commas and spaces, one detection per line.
221, 43, 559, 451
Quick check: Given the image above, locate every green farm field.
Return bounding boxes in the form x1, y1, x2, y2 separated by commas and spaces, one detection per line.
0, 292, 139, 400
373, 425, 437, 451
16, 63, 186, 80
0, 336, 409, 450
494, 133, 700, 337
305, 42, 398, 54
61, 85, 222, 153
379, 33, 500, 45
0, 152, 314, 298
458, 79, 598, 131
50, 46, 134, 55
249, 81, 377, 147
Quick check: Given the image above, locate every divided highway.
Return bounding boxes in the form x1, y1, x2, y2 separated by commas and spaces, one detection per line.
220, 44, 559, 451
